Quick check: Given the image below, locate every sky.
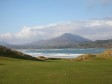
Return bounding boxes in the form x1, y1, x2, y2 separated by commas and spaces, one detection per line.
0, 0, 112, 44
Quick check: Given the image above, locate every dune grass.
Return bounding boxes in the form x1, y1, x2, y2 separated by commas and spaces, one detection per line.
0, 57, 112, 84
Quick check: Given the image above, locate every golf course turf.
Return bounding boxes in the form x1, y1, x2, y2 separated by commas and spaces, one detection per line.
0, 56, 112, 84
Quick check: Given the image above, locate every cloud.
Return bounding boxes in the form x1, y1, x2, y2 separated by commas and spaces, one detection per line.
0, 33, 13, 40
0, 19, 112, 44
86, 0, 112, 10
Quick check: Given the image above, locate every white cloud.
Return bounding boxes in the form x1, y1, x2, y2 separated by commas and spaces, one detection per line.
16, 26, 38, 39
0, 19, 112, 44
0, 33, 13, 40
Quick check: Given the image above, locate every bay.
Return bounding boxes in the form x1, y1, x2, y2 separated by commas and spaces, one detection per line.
16, 48, 105, 58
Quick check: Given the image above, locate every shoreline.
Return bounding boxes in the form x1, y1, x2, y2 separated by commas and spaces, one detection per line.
36, 54, 83, 59
15, 48, 105, 59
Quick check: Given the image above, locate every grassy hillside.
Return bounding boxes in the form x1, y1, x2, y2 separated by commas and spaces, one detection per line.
0, 45, 38, 61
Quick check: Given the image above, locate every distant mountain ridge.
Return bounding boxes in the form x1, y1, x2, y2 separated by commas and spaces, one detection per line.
12, 33, 92, 48
47, 33, 91, 43
36, 33, 91, 47
0, 41, 9, 45
1, 33, 112, 49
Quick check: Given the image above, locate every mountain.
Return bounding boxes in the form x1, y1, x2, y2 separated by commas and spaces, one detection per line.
0, 40, 16, 49
0, 40, 9, 46
14, 33, 91, 49
48, 33, 91, 43
37, 33, 91, 47
4, 33, 112, 49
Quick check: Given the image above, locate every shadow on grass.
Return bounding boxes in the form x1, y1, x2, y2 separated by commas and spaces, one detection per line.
44, 58, 62, 62
0, 63, 5, 65
48, 58, 62, 60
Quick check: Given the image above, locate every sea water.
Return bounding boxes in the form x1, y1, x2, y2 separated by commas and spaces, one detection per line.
16, 48, 105, 58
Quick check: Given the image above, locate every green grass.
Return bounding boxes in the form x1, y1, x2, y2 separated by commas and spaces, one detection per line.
0, 57, 112, 84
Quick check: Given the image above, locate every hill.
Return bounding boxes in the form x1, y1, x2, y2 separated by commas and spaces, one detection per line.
0, 45, 38, 60
80, 39, 112, 48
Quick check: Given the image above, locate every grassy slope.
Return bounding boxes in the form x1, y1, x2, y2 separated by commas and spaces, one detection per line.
0, 45, 38, 61
0, 57, 112, 84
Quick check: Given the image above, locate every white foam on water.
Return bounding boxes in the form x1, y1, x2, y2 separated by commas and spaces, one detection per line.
44, 53, 83, 58
15, 49, 83, 58
24, 52, 83, 58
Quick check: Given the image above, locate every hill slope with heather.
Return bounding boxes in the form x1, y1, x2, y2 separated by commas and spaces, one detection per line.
0, 45, 38, 60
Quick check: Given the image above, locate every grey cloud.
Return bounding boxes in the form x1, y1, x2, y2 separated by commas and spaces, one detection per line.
86, 0, 112, 10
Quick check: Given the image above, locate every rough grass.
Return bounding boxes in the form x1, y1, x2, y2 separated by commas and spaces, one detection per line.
0, 57, 112, 84
73, 49, 112, 61
74, 54, 96, 61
